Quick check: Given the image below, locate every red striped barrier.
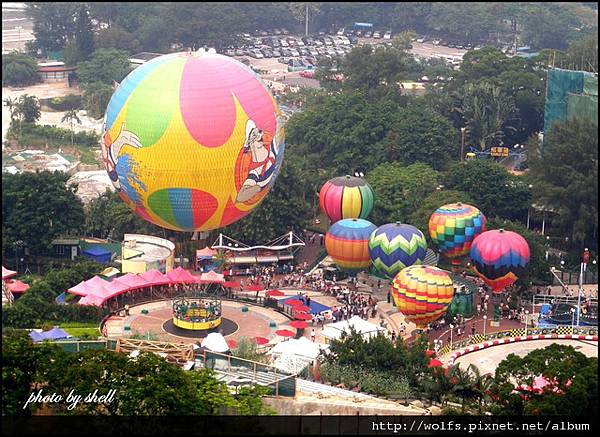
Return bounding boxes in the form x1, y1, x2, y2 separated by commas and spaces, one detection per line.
447, 334, 597, 366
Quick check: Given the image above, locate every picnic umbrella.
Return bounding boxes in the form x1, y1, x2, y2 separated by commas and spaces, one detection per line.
294, 313, 312, 321
246, 284, 264, 292
275, 329, 295, 337
289, 321, 308, 329
425, 350, 436, 357
227, 339, 238, 349
428, 359, 444, 368
223, 281, 241, 288
285, 299, 304, 306
255, 336, 269, 345
266, 290, 285, 298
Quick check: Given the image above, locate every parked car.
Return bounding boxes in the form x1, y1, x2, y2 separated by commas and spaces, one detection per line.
364, 31, 373, 38
289, 48, 300, 57
356, 30, 363, 37
298, 48, 309, 56
300, 70, 315, 78
308, 47, 319, 56
373, 31, 381, 39
383, 31, 392, 40
282, 29, 289, 35
271, 48, 282, 57
280, 39, 289, 47
337, 28, 345, 35
273, 28, 281, 35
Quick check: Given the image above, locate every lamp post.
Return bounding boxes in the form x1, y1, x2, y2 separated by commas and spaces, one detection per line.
526, 184, 533, 230
524, 310, 529, 336
483, 315, 487, 337
449, 324, 454, 348
571, 307, 576, 333
576, 249, 589, 326
460, 127, 466, 162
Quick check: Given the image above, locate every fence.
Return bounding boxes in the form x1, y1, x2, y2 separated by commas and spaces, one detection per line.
199, 350, 298, 397
52, 339, 117, 353
552, 270, 597, 285
438, 325, 598, 357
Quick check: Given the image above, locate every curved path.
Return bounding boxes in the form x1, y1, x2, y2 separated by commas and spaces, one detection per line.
452, 339, 598, 374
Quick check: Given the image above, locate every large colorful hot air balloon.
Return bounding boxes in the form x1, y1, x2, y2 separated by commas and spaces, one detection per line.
469, 229, 530, 292
369, 222, 428, 278
101, 52, 285, 232
429, 203, 486, 260
319, 175, 374, 224
325, 218, 377, 275
391, 265, 455, 327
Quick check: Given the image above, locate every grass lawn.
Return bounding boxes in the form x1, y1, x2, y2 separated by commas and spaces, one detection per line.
59, 322, 100, 338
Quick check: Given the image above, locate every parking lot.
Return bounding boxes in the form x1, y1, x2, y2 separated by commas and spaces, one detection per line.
228, 28, 470, 82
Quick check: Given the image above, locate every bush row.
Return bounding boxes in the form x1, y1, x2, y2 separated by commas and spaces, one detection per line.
7, 121, 100, 148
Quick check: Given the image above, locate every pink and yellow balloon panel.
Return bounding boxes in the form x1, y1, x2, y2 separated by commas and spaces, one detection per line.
102, 52, 285, 232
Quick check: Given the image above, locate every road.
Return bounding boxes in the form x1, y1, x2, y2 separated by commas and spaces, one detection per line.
2, 3, 34, 53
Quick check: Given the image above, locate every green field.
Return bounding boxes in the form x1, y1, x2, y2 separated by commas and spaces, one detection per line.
60, 322, 100, 338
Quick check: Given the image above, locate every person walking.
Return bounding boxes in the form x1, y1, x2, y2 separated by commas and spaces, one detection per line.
311, 328, 316, 342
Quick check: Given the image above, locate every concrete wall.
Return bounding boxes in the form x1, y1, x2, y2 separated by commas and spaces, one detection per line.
263, 397, 427, 416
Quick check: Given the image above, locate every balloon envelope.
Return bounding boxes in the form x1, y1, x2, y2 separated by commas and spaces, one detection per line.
102, 52, 285, 232
469, 229, 530, 292
369, 222, 428, 278
319, 175, 374, 223
325, 218, 377, 275
391, 265, 455, 327
429, 203, 486, 259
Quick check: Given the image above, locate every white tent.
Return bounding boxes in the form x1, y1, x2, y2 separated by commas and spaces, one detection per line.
269, 337, 329, 374
268, 336, 327, 361
321, 315, 385, 343
201, 333, 230, 353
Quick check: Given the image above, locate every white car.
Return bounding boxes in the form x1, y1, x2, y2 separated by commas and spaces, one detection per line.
280, 39, 289, 47
290, 48, 300, 57
337, 28, 345, 36
383, 32, 392, 40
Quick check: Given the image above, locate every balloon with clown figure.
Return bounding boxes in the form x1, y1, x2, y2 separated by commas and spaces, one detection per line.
101, 51, 285, 232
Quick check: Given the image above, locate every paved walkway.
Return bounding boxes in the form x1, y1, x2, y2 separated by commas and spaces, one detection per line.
452, 339, 598, 374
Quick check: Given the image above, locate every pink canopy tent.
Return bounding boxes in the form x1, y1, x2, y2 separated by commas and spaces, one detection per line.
68, 281, 96, 297
85, 276, 112, 292
196, 247, 217, 258
78, 293, 107, 306
2, 266, 17, 280
140, 269, 170, 286
6, 279, 29, 294
117, 273, 149, 288
167, 267, 198, 284
198, 270, 225, 284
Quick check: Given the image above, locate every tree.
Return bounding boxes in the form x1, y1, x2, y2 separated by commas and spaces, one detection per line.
2, 52, 41, 87
61, 109, 82, 146
213, 249, 231, 273
26, 2, 79, 54
81, 82, 115, 119
366, 162, 441, 226
16, 94, 41, 123
391, 31, 416, 51
384, 104, 458, 170
76, 48, 132, 87
288, 3, 322, 36
528, 118, 598, 249
493, 344, 598, 415
73, 4, 95, 60
443, 160, 530, 221
459, 81, 518, 151
341, 45, 416, 98
2, 171, 85, 257
94, 26, 141, 54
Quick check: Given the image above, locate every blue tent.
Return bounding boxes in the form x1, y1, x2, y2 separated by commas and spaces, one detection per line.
278, 297, 331, 315
82, 246, 113, 264
29, 327, 69, 342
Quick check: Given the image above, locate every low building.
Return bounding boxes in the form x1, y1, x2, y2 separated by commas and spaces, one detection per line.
129, 52, 164, 68
121, 234, 175, 274
51, 238, 80, 260
37, 61, 76, 84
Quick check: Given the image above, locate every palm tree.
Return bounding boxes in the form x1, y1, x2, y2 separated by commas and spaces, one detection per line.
288, 2, 322, 36
213, 249, 231, 273
459, 81, 518, 151
4, 96, 23, 140
61, 109, 82, 147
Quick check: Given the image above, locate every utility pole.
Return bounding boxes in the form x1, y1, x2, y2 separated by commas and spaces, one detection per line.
305, 4, 309, 37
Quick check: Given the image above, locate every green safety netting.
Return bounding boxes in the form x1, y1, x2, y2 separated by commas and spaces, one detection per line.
544, 68, 597, 133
